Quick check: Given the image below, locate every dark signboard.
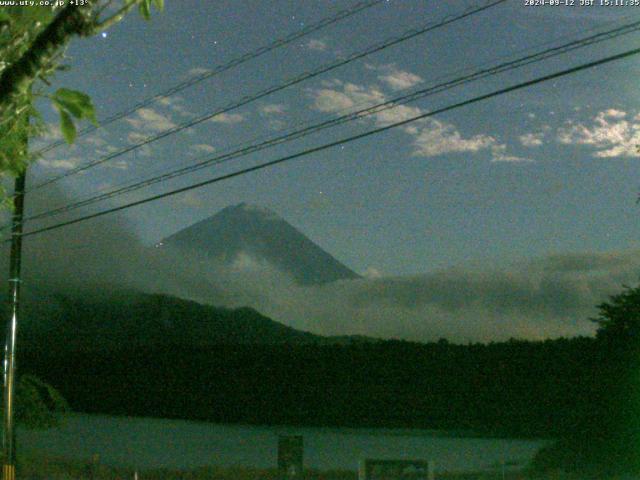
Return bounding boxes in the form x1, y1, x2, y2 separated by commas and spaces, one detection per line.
277, 435, 303, 479
359, 459, 435, 480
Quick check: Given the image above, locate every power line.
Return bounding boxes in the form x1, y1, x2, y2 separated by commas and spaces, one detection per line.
27, 0, 507, 193
19, 16, 640, 226
34, 0, 387, 156
16, 44, 640, 240
32, 10, 638, 216
30, 0, 505, 191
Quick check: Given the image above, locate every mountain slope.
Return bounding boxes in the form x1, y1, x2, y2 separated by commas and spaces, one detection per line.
14, 292, 323, 352
156, 203, 360, 285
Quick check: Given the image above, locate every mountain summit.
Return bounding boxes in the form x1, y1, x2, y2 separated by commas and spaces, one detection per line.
156, 203, 360, 285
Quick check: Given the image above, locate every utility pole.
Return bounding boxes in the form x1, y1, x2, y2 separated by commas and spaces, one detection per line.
2, 168, 26, 480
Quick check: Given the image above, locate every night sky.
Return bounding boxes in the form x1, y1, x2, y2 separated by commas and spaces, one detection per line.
19, 0, 640, 341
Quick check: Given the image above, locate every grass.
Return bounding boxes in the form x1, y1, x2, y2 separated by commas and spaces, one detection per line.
13, 454, 639, 480
17, 455, 357, 480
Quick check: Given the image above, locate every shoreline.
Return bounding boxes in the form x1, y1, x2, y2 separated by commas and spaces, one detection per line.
18, 454, 534, 480
19, 413, 547, 473
57, 412, 553, 442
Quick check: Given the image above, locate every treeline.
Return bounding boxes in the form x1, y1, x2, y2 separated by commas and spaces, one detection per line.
20, 336, 603, 437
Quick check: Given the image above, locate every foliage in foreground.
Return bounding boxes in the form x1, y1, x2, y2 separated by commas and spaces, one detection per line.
0, 1, 163, 198
15, 374, 68, 429
531, 284, 640, 478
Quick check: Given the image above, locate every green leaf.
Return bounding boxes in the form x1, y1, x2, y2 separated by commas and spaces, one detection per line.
152, 0, 164, 11
53, 88, 97, 126
53, 88, 89, 117
139, 0, 151, 20
59, 109, 76, 144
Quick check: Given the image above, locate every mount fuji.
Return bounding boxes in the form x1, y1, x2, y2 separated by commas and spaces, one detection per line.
155, 203, 360, 285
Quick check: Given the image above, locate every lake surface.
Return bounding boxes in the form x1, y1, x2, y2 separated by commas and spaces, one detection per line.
19, 414, 548, 473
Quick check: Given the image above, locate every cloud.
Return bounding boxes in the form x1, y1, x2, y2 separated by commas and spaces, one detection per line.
138, 145, 153, 158
310, 82, 385, 114
83, 135, 108, 148
0, 180, 231, 309
355, 251, 639, 319
365, 64, 423, 91
31, 123, 62, 150
363, 267, 383, 279
267, 119, 286, 130
127, 132, 148, 144
309, 80, 523, 160
603, 108, 626, 119
373, 104, 422, 128
260, 104, 286, 115
310, 82, 423, 134
165, 247, 640, 343
306, 39, 328, 51
37, 157, 82, 170
191, 143, 216, 154
209, 112, 244, 124
104, 159, 129, 170
1, 183, 159, 296
157, 96, 191, 117
557, 108, 640, 157
312, 88, 357, 113
519, 132, 544, 147
377, 67, 423, 91
187, 67, 209, 77
125, 108, 176, 132
39, 123, 62, 142
490, 145, 533, 163
124, 133, 153, 158
96, 145, 120, 155
412, 119, 497, 157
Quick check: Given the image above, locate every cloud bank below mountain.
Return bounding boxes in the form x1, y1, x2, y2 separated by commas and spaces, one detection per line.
150, 245, 639, 343
5, 186, 638, 343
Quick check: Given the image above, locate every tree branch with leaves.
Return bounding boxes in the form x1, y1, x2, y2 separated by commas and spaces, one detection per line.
0, 0, 163, 180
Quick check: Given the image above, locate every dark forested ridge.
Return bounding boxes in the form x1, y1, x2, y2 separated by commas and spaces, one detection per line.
9, 291, 610, 439
15, 292, 325, 351
21, 339, 600, 437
